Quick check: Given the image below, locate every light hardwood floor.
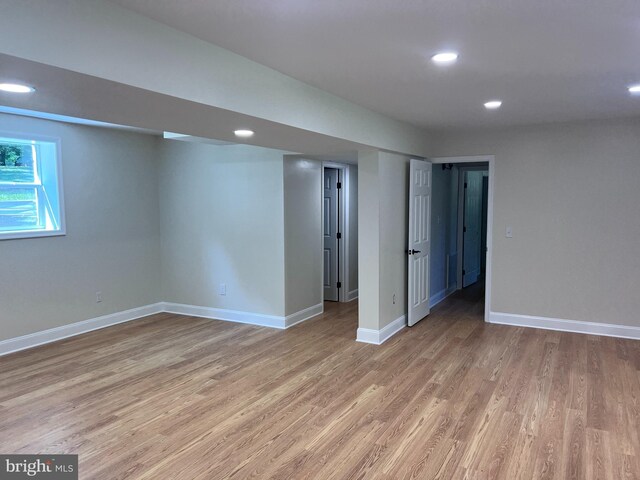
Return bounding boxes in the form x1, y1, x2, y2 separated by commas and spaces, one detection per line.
1, 287, 639, 479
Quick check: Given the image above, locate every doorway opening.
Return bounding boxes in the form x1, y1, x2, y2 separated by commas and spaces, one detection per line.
429, 156, 494, 322
322, 162, 357, 303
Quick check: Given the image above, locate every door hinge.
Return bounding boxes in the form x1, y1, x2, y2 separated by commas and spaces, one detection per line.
463, 269, 466, 275
463, 226, 467, 233
337, 232, 342, 239
337, 182, 342, 189
337, 282, 342, 289
464, 182, 468, 188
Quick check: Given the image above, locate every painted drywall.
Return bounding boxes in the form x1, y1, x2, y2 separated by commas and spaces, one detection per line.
283, 157, 323, 316
0, 0, 431, 157
430, 167, 456, 298
378, 152, 410, 329
348, 166, 358, 295
158, 141, 287, 317
0, 113, 161, 341
432, 118, 640, 327
357, 151, 381, 330
357, 151, 410, 331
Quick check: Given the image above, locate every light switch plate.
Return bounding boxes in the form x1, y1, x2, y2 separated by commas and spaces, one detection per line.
506, 226, 513, 238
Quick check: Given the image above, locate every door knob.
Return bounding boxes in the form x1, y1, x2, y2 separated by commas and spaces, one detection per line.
407, 249, 421, 255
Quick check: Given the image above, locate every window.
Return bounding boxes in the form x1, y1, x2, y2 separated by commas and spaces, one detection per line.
0, 134, 64, 240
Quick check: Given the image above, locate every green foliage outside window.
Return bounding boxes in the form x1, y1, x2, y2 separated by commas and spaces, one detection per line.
0, 143, 24, 166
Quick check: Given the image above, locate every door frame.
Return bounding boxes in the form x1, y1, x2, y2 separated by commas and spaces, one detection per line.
322, 162, 352, 303
430, 155, 495, 323
457, 165, 489, 290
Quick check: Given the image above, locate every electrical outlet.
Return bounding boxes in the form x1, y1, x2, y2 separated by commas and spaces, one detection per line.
219, 283, 226, 296
393, 294, 396, 304
96, 291, 102, 303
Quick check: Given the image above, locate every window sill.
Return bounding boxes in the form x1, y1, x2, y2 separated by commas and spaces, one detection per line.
0, 229, 66, 241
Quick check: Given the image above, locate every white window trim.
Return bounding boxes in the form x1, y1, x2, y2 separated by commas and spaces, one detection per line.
0, 131, 66, 241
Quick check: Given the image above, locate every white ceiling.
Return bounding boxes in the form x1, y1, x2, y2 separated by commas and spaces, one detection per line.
109, 0, 640, 130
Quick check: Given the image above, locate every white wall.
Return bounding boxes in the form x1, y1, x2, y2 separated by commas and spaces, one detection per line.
357, 151, 382, 330
282, 158, 357, 315
430, 166, 457, 300
283, 157, 323, 316
358, 151, 410, 331
0, 113, 161, 341
378, 152, 410, 328
158, 141, 288, 317
432, 118, 640, 328
1, 122, 356, 343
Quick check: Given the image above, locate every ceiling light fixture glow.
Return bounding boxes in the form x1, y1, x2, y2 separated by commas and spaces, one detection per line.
234, 129, 254, 138
628, 84, 640, 94
484, 100, 503, 110
431, 52, 459, 64
0, 83, 35, 93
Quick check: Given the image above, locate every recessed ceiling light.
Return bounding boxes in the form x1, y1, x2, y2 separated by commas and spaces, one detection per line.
628, 84, 640, 94
0, 83, 35, 93
234, 129, 254, 138
431, 52, 459, 65
484, 100, 502, 110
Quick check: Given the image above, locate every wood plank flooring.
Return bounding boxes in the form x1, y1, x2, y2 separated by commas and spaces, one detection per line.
1, 287, 639, 479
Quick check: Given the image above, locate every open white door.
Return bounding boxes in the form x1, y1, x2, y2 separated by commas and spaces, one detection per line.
407, 159, 431, 327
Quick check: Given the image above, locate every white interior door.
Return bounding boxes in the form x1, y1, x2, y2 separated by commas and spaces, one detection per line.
462, 170, 483, 287
323, 168, 340, 301
407, 159, 431, 327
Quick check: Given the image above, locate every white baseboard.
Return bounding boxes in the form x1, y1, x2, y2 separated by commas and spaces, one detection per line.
162, 302, 287, 329
489, 311, 640, 340
356, 328, 379, 344
285, 303, 324, 328
346, 289, 359, 302
162, 302, 324, 330
429, 285, 457, 308
463, 269, 479, 287
357, 314, 406, 345
0, 301, 327, 357
0, 303, 164, 357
